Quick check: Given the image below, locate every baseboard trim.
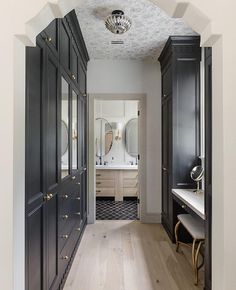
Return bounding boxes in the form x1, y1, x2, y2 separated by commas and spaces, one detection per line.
141, 212, 161, 223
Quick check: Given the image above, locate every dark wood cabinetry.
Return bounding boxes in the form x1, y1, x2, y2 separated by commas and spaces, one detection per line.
204, 47, 212, 290
26, 10, 89, 290
158, 36, 201, 240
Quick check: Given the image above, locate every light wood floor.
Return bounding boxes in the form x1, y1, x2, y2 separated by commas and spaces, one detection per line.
64, 221, 204, 290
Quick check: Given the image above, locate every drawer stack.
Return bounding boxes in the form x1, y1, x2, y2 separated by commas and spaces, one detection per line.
96, 170, 116, 197
123, 170, 139, 197
96, 169, 138, 201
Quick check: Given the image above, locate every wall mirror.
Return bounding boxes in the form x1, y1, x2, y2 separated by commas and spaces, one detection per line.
125, 118, 138, 157
190, 165, 204, 193
61, 120, 69, 156
95, 118, 113, 157
61, 77, 69, 179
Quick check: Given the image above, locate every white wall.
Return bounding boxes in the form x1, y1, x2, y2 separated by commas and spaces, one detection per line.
95, 100, 138, 165
88, 60, 162, 216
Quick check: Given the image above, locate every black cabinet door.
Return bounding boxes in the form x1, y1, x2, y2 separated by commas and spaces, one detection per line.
60, 19, 71, 73
161, 95, 172, 230
26, 43, 46, 290
41, 19, 59, 56
204, 47, 212, 290
43, 46, 60, 290
71, 39, 79, 84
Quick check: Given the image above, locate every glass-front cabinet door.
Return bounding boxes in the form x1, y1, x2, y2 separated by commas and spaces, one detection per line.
72, 90, 78, 171
61, 77, 70, 179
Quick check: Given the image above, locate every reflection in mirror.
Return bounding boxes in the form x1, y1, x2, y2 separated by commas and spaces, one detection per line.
72, 91, 78, 170
61, 77, 69, 179
125, 118, 138, 158
190, 165, 204, 193
95, 118, 113, 158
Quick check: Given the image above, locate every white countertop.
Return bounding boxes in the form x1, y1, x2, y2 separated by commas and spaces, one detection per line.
172, 189, 205, 220
96, 164, 138, 170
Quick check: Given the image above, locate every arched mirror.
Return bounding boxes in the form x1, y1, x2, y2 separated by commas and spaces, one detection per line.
125, 118, 138, 157
95, 118, 113, 157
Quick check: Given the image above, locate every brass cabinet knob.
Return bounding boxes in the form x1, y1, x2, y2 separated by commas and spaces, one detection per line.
61, 255, 69, 260
44, 193, 53, 201
62, 194, 69, 199
75, 228, 81, 232
62, 214, 69, 220
72, 74, 76, 80
71, 176, 76, 180
182, 205, 186, 209
61, 234, 69, 239
83, 93, 87, 97
76, 197, 81, 200
75, 212, 81, 216
76, 182, 81, 185
46, 37, 52, 42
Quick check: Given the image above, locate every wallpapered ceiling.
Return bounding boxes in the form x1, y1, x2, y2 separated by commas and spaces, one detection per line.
75, 0, 197, 60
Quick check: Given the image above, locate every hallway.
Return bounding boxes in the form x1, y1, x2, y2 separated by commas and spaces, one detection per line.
64, 221, 203, 290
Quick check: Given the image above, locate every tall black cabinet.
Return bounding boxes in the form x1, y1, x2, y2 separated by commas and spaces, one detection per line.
25, 10, 89, 290
158, 36, 201, 240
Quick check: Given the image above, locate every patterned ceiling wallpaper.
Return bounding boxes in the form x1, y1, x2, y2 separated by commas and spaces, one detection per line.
75, 0, 198, 60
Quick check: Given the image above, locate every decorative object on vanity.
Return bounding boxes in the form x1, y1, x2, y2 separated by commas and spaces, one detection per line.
95, 118, 113, 158
114, 122, 122, 141
125, 118, 138, 158
105, 10, 132, 35
190, 165, 204, 193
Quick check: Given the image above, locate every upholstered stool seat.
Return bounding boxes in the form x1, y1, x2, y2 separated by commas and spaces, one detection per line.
175, 214, 205, 285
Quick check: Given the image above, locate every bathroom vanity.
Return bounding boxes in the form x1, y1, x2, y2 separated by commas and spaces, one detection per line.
96, 165, 138, 201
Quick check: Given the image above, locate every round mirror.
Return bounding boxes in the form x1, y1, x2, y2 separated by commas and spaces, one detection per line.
125, 118, 138, 158
190, 165, 204, 192
61, 120, 69, 156
95, 118, 113, 157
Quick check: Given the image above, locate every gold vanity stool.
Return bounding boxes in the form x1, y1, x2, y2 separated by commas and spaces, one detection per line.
175, 214, 205, 285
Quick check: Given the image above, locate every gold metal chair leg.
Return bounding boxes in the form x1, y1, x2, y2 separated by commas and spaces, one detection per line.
192, 239, 197, 269
194, 241, 203, 285
174, 221, 181, 252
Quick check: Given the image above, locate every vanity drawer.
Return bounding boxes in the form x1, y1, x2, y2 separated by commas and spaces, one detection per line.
123, 179, 138, 188
96, 170, 115, 180
96, 180, 115, 188
123, 188, 138, 196
123, 171, 138, 179
96, 188, 115, 196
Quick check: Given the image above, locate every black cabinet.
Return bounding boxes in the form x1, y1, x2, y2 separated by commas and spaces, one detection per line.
204, 47, 212, 290
26, 10, 89, 290
158, 36, 201, 240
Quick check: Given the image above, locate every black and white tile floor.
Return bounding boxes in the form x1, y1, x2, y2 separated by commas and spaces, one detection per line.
96, 199, 138, 220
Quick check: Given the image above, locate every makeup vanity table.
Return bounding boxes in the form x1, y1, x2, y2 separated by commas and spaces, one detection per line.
172, 189, 205, 220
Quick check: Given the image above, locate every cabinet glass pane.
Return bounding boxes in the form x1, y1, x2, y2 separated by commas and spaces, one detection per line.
61, 77, 69, 179
72, 91, 78, 170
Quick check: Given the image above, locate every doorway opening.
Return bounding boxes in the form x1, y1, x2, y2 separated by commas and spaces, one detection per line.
95, 100, 140, 220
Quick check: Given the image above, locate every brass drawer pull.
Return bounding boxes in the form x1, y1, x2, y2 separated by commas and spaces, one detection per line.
61, 234, 69, 239
96, 182, 101, 185
96, 174, 101, 177
62, 214, 69, 220
44, 193, 53, 201
61, 255, 69, 260
76, 197, 81, 200
75, 212, 81, 216
75, 228, 81, 232
62, 194, 69, 199
76, 182, 81, 185
96, 190, 101, 193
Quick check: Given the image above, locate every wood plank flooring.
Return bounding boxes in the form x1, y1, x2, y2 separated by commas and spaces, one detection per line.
64, 221, 204, 290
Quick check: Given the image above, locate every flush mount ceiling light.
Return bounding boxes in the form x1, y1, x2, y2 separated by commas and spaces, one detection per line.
105, 10, 132, 35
